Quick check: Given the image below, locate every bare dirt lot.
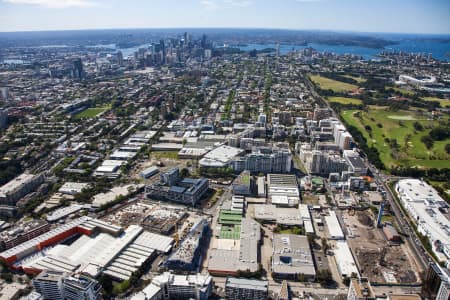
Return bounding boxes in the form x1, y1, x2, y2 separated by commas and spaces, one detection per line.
343, 210, 419, 284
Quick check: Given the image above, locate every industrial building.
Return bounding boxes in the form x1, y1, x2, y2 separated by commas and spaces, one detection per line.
0, 173, 45, 206
272, 234, 316, 281
225, 277, 268, 300
334, 240, 359, 278
325, 211, 345, 240
146, 168, 209, 206
395, 179, 450, 265
267, 174, 300, 207
91, 184, 142, 209
253, 205, 302, 226
199, 145, 244, 168
0, 217, 174, 282
46, 204, 84, 222
131, 272, 213, 300
140, 166, 159, 179
58, 182, 89, 195
208, 218, 260, 276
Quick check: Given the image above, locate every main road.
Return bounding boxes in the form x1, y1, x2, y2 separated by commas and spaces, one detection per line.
305, 74, 430, 273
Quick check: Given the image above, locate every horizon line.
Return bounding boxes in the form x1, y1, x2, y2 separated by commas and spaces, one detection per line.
1, 26, 449, 36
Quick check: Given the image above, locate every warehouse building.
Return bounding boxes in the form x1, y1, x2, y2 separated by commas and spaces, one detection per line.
395, 179, 450, 265
0, 217, 173, 281
325, 211, 345, 240
199, 145, 244, 168
267, 174, 300, 207
140, 166, 159, 179
208, 218, 260, 276
334, 240, 359, 278
253, 205, 302, 226
272, 234, 316, 281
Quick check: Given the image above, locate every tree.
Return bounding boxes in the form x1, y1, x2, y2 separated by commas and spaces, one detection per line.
180, 168, 190, 178
429, 127, 450, 141
413, 121, 423, 131
421, 135, 434, 149
316, 269, 333, 285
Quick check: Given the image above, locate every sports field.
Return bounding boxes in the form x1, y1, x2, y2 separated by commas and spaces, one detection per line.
328, 96, 362, 105
74, 106, 109, 119
309, 75, 358, 92
341, 108, 450, 169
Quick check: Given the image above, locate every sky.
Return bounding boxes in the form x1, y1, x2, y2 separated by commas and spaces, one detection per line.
0, 0, 449, 34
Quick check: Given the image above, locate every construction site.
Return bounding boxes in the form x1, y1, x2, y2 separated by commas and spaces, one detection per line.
342, 209, 420, 284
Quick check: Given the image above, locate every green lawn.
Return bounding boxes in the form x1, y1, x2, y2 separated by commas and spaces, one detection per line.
386, 86, 416, 96
343, 75, 367, 83
74, 106, 109, 119
309, 75, 358, 93
328, 96, 362, 105
422, 97, 450, 107
151, 151, 179, 160
341, 108, 450, 169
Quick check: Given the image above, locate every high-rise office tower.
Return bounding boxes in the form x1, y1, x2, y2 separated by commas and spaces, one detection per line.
160, 39, 166, 64
73, 58, 83, 80
201, 34, 207, 49
117, 51, 123, 66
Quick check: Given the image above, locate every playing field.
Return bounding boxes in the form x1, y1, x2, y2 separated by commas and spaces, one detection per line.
309, 75, 358, 92
328, 96, 362, 105
422, 97, 450, 107
341, 108, 450, 169
74, 106, 109, 119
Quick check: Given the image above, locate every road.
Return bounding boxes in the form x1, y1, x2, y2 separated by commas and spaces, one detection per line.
305, 74, 430, 274
368, 163, 428, 272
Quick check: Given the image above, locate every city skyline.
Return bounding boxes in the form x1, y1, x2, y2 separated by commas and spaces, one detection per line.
1, 0, 450, 34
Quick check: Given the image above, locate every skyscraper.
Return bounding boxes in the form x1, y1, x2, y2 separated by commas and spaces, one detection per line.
160, 39, 166, 64
117, 51, 123, 66
201, 34, 207, 49
73, 58, 83, 80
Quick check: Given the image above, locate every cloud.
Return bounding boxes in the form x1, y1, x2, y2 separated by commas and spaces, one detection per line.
223, 0, 253, 7
201, 0, 252, 11
2, 0, 98, 8
201, 0, 219, 11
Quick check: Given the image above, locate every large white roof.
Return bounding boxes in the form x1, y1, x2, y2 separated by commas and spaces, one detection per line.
199, 145, 244, 167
